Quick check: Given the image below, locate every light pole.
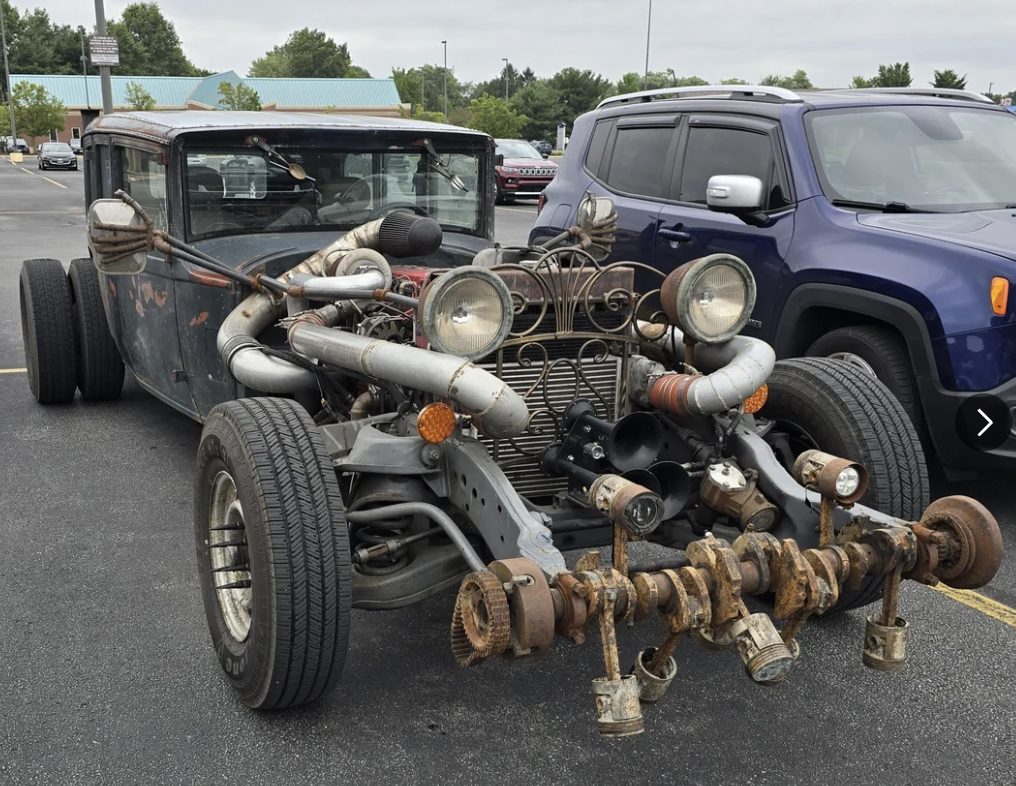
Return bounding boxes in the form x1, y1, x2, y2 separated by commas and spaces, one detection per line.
93, 0, 113, 115
502, 57, 509, 100
441, 40, 448, 120
643, 0, 653, 90
0, 2, 16, 143
79, 27, 91, 110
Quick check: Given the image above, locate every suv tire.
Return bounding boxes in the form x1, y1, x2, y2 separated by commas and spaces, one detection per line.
805, 325, 926, 443
759, 357, 929, 611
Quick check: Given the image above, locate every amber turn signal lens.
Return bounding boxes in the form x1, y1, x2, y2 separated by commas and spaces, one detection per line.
991, 277, 1009, 316
743, 383, 768, 414
417, 402, 457, 444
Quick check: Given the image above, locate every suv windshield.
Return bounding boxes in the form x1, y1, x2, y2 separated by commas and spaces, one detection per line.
183, 143, 483, 240
496, 140, 543, 159
806, 105, 1016, 212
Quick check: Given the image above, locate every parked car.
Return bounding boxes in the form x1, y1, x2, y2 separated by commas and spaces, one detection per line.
69, 138, 82, 154
2, 136, 29, 154
530, 140, 553, 157
531, 85, 1016, 476
15, 111, 1001, 734
494, 138, 558, 203
38, 141, 78, 170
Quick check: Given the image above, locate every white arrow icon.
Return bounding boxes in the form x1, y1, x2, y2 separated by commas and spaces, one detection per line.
977, 408, 993, 437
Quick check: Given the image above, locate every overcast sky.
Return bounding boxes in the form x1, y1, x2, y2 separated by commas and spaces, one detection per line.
35, 0, 1016, 91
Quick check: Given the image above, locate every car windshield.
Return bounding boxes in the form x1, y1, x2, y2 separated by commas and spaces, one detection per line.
497, 140, 543, 159
47, 143, 72, 153
806, 105, 1016, 212
183, 143, 484, 240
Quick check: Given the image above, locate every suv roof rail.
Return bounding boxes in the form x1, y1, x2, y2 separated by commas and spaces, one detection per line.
596, 84, 802, 109
844, 87, 996, 104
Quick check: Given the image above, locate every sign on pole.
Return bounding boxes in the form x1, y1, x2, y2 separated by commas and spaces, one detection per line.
88, 35, 120, 67
1002, 97, 1013, 107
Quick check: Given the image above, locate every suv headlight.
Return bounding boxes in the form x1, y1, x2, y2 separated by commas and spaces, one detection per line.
660, 254, 757, 344
418, 267, 513, 361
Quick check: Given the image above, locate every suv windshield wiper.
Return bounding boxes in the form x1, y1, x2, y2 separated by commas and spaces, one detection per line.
830, 199, 922, 213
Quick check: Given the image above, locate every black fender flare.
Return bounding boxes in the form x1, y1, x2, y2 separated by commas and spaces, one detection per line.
774, 283, 939, 382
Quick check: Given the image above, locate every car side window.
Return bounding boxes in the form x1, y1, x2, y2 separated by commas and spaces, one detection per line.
583, 120, 613, 178
678, 127, 780, 208
116, 145, 168, 231
603, 126, 676, 199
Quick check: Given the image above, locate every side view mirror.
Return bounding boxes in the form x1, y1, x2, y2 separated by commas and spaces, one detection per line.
87, 199, 148, 275
495, 154, 505, 167
541, 153, 549, 159
575, 194, 619, 263
706, 175, 771, 228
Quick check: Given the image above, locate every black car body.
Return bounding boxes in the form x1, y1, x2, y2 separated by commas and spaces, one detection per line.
39, 142, 78, 170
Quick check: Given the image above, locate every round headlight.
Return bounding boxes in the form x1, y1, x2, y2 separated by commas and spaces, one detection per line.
661, 254, 757, 344
418, 267, 513, 361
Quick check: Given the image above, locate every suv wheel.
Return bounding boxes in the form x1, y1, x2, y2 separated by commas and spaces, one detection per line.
806, 325, 927, 444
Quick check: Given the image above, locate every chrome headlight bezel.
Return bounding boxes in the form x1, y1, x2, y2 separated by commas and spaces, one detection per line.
418, 266, 513, 362
660, 254, 757, 345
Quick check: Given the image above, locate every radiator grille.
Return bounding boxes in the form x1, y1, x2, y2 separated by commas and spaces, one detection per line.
478, 352, 623, 499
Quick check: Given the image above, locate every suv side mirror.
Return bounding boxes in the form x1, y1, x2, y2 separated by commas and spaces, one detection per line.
541, 152, 549, 159
495, 154, 505, 167
706, 175, 771, 227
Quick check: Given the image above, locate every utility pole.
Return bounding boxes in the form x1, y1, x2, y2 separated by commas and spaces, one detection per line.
80, 28, 91, 110
643, 0, 653, 90
0, 1, 16, 143
442, 40, 448, 120
93, 0, 114, 115
502, 57, 509, 100
420, 73, 425, 114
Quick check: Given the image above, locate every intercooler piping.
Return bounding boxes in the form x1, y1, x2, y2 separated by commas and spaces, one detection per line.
633, 321, 775, 416
217, 213, 440, 394
287, 322, 530, 439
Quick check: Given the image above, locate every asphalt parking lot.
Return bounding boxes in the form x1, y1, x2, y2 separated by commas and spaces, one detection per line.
1, 155, 1015, 786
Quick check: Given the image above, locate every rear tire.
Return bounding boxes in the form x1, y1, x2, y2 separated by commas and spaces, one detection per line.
759, 357, 929, 611
69, 258, 124, 401
19, 258, 77, 404
195, 397, 351, 710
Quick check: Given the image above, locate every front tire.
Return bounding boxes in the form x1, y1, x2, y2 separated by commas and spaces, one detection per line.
69, 258, 124, 400
19, 258, 77, 404
195, 397, 352, 709
759, 357, 929, 611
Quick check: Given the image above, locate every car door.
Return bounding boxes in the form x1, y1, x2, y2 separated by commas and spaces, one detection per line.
656, 116, 796, 343
110, 140, 196, 415
585, 114, 682, 281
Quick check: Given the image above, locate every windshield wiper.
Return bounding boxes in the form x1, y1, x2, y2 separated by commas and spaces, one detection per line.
830, 199, 920, 213
413, 138, 469, 192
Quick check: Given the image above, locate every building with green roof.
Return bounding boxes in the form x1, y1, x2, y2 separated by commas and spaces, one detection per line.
9, 71, 408, 148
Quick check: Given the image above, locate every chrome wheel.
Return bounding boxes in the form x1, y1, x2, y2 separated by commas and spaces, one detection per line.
208, 470, 252, 641
827, 351, 877, 379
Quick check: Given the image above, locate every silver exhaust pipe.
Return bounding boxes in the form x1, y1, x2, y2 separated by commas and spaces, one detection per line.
632, 321, 775, 416
288, 323, 530, 439
218, 213, 443, 393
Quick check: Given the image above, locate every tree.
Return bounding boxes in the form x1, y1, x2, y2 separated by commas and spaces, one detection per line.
761, 69, 813, 89
391, 65, 469, 114
124, 81, 156, 110
720, 78, 748, 85
850, 75, 875, 88
547, 68, 611, 125
345, 65, 371, 79
473, 61, 529, 101
9, 81, 65, 139
511, 81, 566, 140
106, 2, 204, 76
932, 69, 967, 90
249, 28, 356, 79
615, 72, 643, 95
873, 62, 911, 87
217, 82, 262, 111
467, 94, 527, 138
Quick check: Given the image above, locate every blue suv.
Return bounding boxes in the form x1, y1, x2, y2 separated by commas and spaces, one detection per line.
531, 85, 1016, 476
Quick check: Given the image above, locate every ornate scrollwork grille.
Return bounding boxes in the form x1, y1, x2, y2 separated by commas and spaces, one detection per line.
477, 248, 668, 499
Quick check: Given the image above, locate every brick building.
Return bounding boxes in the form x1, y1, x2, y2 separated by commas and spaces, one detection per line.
9, 71, 409, 150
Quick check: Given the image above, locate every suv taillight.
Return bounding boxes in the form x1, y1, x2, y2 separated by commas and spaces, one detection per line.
537, 193, 546, 215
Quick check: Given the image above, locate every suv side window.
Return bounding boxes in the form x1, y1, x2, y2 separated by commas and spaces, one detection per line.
583, 120, 613, 178
678, 126, 787, 208
115, 144, 168, 230
603, 126, 677, 199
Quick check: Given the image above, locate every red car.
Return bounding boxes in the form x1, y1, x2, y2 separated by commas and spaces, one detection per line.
495, 139, 558, 204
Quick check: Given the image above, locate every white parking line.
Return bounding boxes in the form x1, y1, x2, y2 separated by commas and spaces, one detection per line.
499, 206, 537, 214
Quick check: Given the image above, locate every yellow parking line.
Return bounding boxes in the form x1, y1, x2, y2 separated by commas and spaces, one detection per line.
16, 167, 68, 189
0, 368, 27, 374
930, 584, 1016, 629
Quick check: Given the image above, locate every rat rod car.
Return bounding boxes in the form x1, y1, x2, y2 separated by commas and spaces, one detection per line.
19, 112, 1003, 737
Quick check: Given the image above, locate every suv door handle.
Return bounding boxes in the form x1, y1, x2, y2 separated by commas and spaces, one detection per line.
659, 227, 692, 242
